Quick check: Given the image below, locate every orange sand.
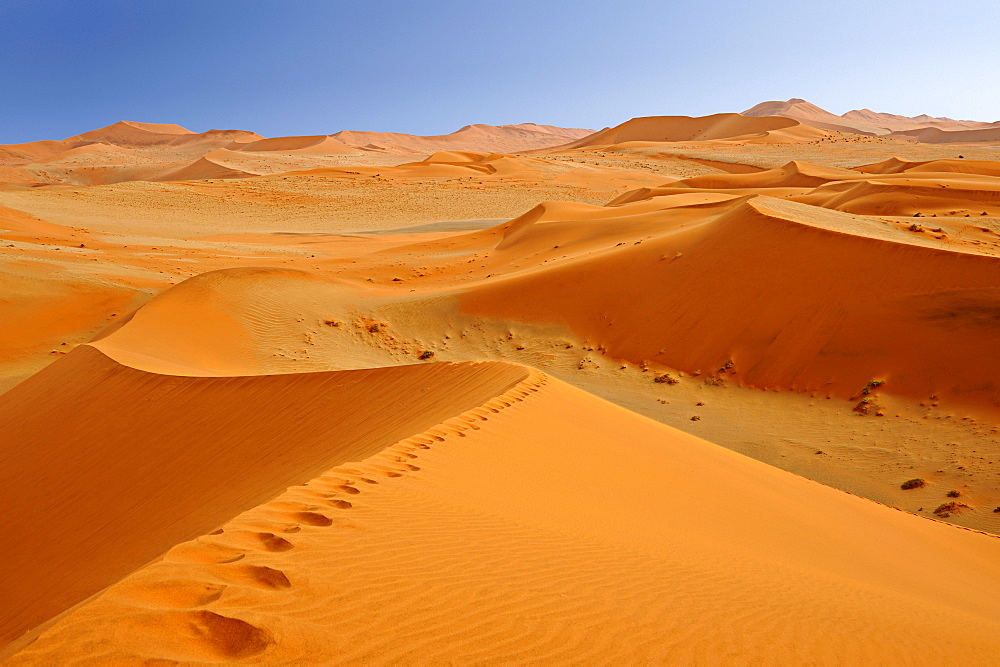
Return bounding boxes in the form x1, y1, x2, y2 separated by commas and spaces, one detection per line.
6, 342, 1000, 663
2, 111, 1000, 663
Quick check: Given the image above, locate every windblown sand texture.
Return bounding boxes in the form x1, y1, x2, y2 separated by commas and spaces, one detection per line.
2, 107, 1000, 663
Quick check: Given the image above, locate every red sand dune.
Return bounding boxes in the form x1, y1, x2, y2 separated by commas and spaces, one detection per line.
857, 157, 1000, 177
557, 113, 825, 149
889, 125, 1000, 144
0, 341, 526, 652
609, 158, 1000, 217
333, 122, 593, 154
72, 121, 196, 146
156, 156, 257, 182
233, 135, 358, 154
745, 98, 998, 136
459, 195, 1000, 414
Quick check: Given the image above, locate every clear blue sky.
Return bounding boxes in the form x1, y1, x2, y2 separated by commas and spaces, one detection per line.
2, 0, 997, 143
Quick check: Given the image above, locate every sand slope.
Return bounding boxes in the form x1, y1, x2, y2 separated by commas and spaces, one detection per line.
459, 194, 1000, 413
0, 341, 526, 653
9, 355, 1000, 663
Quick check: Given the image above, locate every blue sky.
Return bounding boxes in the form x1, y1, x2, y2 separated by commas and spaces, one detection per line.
2, 0, 997, 143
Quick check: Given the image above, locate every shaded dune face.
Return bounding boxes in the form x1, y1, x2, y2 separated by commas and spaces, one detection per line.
0, 344, 526, 650
458, 194, 1000, 414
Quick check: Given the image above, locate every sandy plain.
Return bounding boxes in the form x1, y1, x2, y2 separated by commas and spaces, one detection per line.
1, 111, 999, 663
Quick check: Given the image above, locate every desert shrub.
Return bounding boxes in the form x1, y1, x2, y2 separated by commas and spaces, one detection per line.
946, 490, 961, 498
654, 374, 679, 385
418, 350, 434, 360
933, 502, 969, 517
900, 478, 926, 490
861, 379, 885, 395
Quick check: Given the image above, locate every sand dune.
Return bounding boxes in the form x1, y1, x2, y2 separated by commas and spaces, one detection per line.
333, 122, 593, 154
664, 159, 861, 189
7, 333, 999, 662
0, 204, 78, 239
889, 125, 1000, 144
459, 194, 1000, 414
611, 156, 1000, 217
157, 156, 257, 182
561, 113, 797, 146
27, 142, 135, 168
799, 173, 1000, 216
72, 120, 196, 146
745, 98, 998, 136
0, 139, 78, 166
743, 98, 877, 134
858, 156, 1000, 176
0, 121, 592, 187
233, 135, 358, 154
0, 324, 526, 653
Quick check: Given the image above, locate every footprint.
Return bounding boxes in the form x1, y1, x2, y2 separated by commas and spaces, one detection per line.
256, 532, 294, 552
124, 611, 272, 660
327, 499, 353, 510
334, 485, 361, 494
295, 511, 334, 526
233, 564, 292, 590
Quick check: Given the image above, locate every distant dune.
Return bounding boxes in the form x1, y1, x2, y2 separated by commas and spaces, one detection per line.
0, 121, 595, 187
556, 113, 827, 149
745, 98, 998, 136
888, 125, 1000, 144
333, 122, 593, 154
233, 135, 358, 154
